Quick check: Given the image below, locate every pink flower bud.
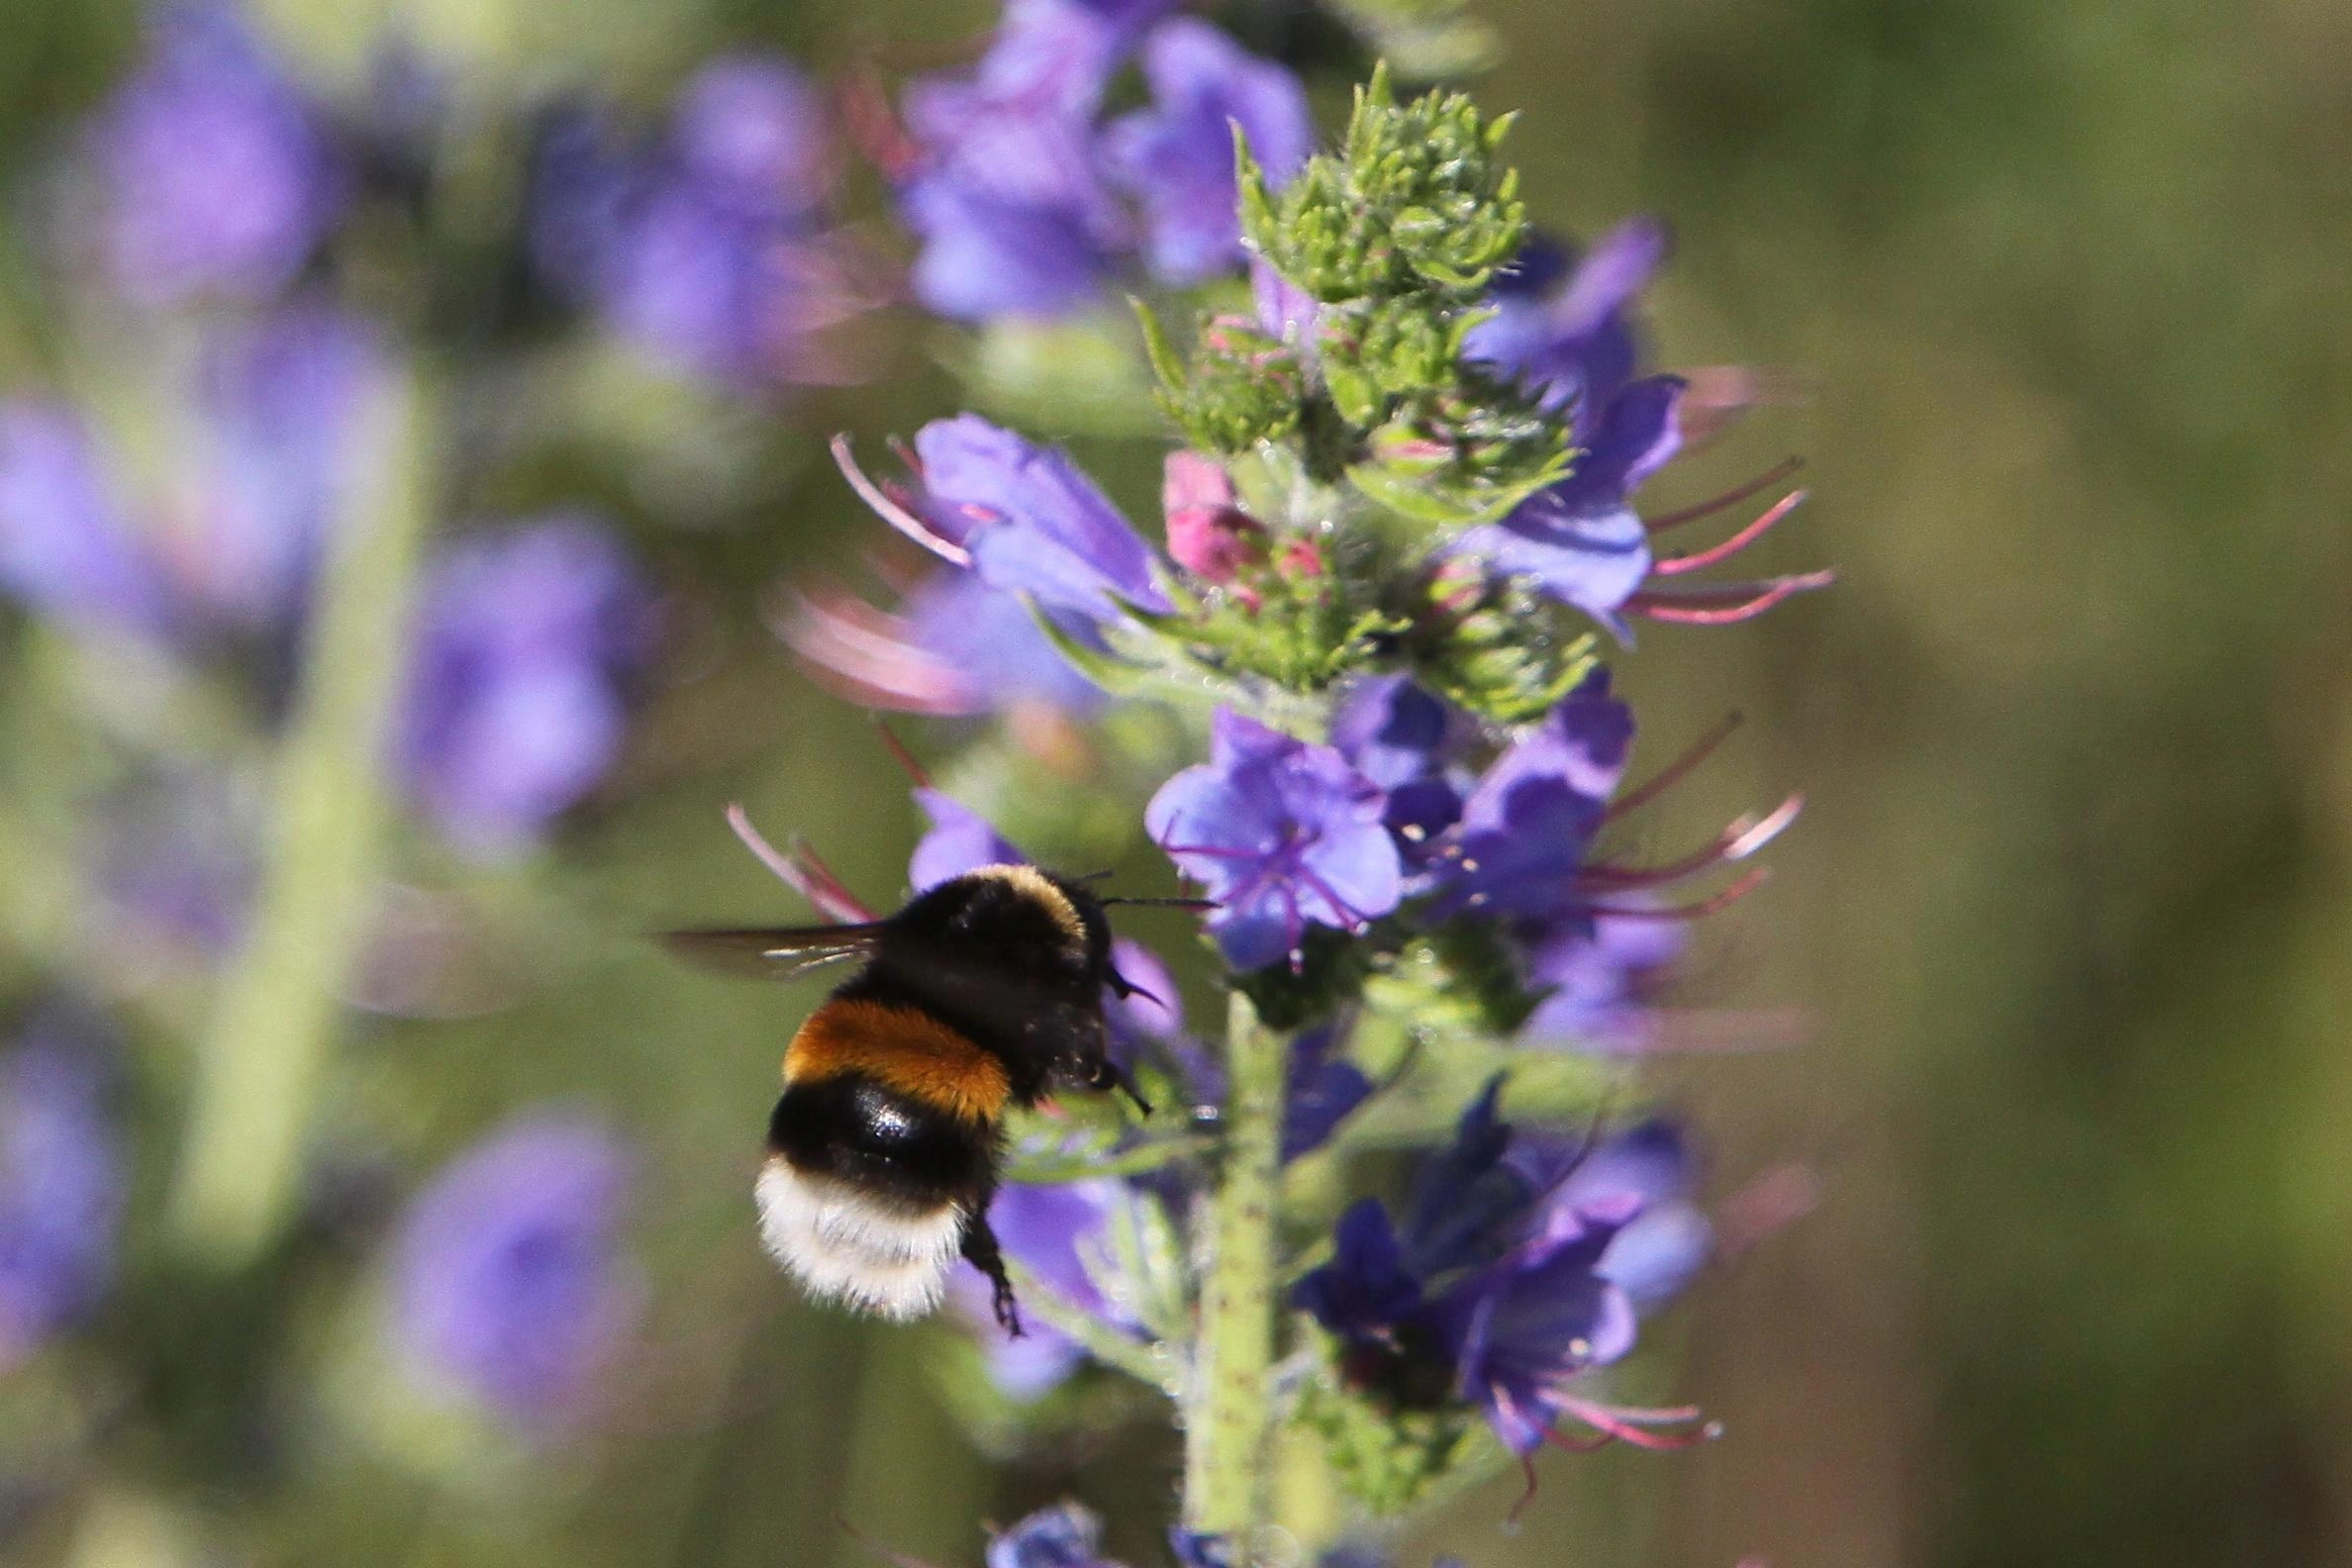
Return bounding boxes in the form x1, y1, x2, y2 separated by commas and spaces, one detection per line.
1162, 451, 1266, 585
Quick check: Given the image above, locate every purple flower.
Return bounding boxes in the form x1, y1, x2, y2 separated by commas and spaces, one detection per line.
909, 415, 1169, 622
534, 57, 867, 389
1459, 224, 1827, 632
1283, 1025, 1372, 1162
1519, 911, 1685, 1054
83, 768, 258, 968
989, 1501, 1127, 1568
899, 569, 1114, 714
179, 305, 384, 630
1465, 222, 1666, 423
0, 406, 172, 636
1442, 1204, 1639, 1454
910, 787, 1028, 892
948, 1179, 1132, 1399
0, 1029, 122, 1369
1418, 670, 1633, 922
897, 0, 1142, 321
1146, 710, 1402, 971
1330, 674, 1471, 863
397, 519, 648, 857
1534, 1121, 1712, 1311
1102, 21, 1313, 285
387, 1115, 637, 1426
86, 4, 343, 307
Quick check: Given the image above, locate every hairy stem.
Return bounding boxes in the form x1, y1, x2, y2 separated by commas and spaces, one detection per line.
165, 366, 437, 1265
1183, 989, 1287, 1534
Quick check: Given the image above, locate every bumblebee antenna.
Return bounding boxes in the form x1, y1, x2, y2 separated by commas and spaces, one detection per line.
1099, 895, 1219, 911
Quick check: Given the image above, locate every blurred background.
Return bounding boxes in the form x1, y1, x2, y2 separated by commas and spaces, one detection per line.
0, 1, 2347, 1566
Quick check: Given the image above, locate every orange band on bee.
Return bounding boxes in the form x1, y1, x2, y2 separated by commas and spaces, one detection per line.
784, 999, 1012, 1124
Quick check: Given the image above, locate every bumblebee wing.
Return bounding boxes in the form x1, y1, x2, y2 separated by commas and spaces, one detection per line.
660, 924, 881, 982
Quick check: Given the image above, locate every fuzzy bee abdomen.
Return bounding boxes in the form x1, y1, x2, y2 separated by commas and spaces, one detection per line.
757, 1000, 1009, 1320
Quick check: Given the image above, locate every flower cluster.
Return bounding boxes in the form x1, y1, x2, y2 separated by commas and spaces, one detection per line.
533, 56, 876, 389
769, 16, 1822, 1548
1295, 1082, 1714, 1466
883, 0, 1312, 320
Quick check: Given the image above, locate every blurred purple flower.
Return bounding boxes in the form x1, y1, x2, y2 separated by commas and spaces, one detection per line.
549, 57, 865, 388
397, 519, 649, 857
1519, 911, 1685, 1054
83, 768, 258, 967
1283, 1024, 1372, 1162
1530, 1120, 1712, 1311
1417, 670, 1632, 922
1441, 1203, 1638, 1455
989, 1500, 1127, 1568
910, 787, 1027, 892
0, 406, 173, 636
1102, 20, 1312, 285
178, 305, 384, 630
896, 0, 1153, 320
948, 1178, 1133, 1399
86, 4, 343, 308
0, 305, 384, 642
787, 563, 1111, 718
0, 1029, 122, 1370
1146, 709, 1401, 971
387, 1115, 637, 1426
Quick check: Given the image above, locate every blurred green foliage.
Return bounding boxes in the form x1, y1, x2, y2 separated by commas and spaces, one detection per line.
0, 0, 2347, 1566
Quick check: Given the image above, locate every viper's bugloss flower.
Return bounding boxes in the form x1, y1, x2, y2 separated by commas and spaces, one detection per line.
397, 520, 648, 856
910, 787, 1029, 892
1465, 224, 1664, 422
990, 1500, 1127, 1568
85, 4, 343, 308
0, 1028, 122, 1370
1519, 912, 1685, 1054
897, 0, 1134, 320
1330, 674, 1473, 862
1459, 224, 1828, 634
0, 407, 174, 636
873, 415, 1169, 623
1147, 710, 1402, 971
1418, 670, 1632, 922
1102, 20, 1312, 285
1283, 1024, 1373, 1161
949, 1178, 1134, 1398
183, 304, 384, 630
1444, 1203, 1638, 1454
387, 1115, 637, 1426
1522, 1120, 1711, 1311
0, 305, 383, 641
1297, 1080, 1712, 1450
538, 57, 867, 388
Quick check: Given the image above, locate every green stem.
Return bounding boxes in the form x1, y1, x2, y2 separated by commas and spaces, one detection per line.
165, 365, 437, 1266
1183, 989, 1287, 1534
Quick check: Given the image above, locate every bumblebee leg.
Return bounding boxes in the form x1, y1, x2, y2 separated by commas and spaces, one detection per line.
961, 1215, 1024, 1338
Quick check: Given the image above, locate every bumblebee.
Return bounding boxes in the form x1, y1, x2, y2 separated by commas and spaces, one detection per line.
669, 864, 1153, 1332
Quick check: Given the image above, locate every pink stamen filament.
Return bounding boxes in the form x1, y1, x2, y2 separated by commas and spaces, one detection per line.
1645, 456, 1805, 534
1580, 795, 1803, 889
724, 805, 878, 924
1550, 1395, 1715, 1450
1652, 490, 1808, 576
830, 434, 972, 566
1626, 571, 1835, 626
1605, 711, 1743, 823
873, 719, 931, 787
1583, 866, 1770, 922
